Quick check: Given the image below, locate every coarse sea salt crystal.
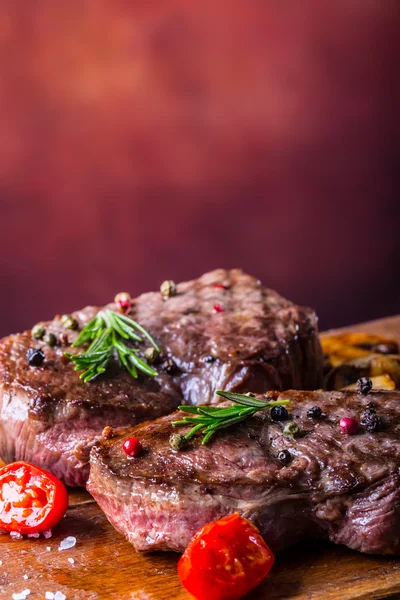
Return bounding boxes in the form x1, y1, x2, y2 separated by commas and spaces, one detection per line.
23, 574, 29, 580
55, 593, 66, 600
27, 533, 40, 539
43, 529, 53, 539
58, 536, 76, 551
12, 589, 30, 600
67, 557, 74, 564
10, 531, 23, 540
45, 594, 54, 600
0, 559, 2, 565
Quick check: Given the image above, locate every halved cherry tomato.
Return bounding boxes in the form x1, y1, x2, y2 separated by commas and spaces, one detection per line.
178, 513, 274, 600
0, 462, 69, 534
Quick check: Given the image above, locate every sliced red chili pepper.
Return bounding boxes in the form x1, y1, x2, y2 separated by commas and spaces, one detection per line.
178, 513, 274, 600
0, 462, 69, 534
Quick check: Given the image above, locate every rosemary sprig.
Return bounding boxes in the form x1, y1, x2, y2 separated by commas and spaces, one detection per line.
65, 309, 160, 383
172, 390, 290, 445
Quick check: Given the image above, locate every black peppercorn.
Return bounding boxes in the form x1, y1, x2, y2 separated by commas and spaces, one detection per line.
307, 406, 322, 419
203, 355, 215, 363
162, 358, 178, 374
361, 408, 381, 432
270, 405, 289, 422
357, 377, 373, 396
26, 348, 45, 367
277, 449, 292, 465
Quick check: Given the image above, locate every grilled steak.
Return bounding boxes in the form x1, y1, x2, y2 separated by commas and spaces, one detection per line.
0, 269, 323, 486
88, 389, 400, 556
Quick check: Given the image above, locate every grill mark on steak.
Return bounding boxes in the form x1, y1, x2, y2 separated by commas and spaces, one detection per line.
0, 269, 323, 486
88, 390, 400, 555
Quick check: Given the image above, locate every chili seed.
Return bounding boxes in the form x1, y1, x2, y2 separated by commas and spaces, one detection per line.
270, 405, 289, 422
26, 348, 45, 367
356, 377, 373, 396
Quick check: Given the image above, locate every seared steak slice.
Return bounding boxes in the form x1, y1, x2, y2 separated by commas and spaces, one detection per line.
0, 269, 323, 486
88, 390, 400, 555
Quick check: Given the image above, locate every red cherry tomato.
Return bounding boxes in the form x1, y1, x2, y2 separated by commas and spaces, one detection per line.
0, 462, 69, 534
178, 513, 274, 600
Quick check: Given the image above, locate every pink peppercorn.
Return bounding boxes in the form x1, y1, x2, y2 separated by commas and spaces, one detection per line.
122, 437, 143, 457
213, 304, 224, 313
213, 284, 228, 290
339, 417, 358, 435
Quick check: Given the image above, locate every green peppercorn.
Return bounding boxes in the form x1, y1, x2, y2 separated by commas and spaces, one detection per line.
160, 280, 177, 298
283, 421, 300, 438
44, 332, 57, 347
61, 314, 79, 330
144, 346, 159, 364
31, 324, 46, 340
169, 433, 188, 451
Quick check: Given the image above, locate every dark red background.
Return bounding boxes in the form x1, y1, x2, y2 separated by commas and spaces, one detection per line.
0, 0, 399, 337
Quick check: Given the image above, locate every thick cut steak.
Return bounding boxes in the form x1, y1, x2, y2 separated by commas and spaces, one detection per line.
88, 390, 400, 556
0, 269, 323, 486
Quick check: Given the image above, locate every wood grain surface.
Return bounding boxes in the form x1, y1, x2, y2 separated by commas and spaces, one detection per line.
1, 315, 400, 600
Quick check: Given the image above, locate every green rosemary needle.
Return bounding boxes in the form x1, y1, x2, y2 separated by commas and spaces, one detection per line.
65, 309, 160, 383
171, 390, 290, 445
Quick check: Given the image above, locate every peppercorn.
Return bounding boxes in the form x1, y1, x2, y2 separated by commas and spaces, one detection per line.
213, 304, 224, 313
60, 314, 79, 331
356, 377, 373, 396
270, 405, 289, 422
31, 324, 45, 340
144, 346, 159, 364
162, 358, 178, 374
44, 332, 57, 347
169, 433, 188, 451
339, 417, 358, 435
203, 355, 215, 363
160, 280, 177, 298
361, 408, 381, 433
277, 449, 292, 465
26, 348, 45, 367
122, 437, 143, 457
283, 422, 300, 437
307, 406, 322, 419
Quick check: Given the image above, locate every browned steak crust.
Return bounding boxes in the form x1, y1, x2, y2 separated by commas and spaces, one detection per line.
0, 269, 323, 486
88, 390, 400, 556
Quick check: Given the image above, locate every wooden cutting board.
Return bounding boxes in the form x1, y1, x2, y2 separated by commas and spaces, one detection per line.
1, 315, 400, 600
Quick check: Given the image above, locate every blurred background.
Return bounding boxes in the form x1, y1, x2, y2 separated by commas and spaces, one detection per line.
0, 0, 399, 337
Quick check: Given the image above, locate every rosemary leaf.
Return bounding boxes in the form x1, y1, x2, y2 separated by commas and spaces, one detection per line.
65, 308, 159, 383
